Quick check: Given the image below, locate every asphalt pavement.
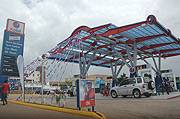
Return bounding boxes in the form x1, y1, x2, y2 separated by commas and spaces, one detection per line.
1, 91, 180, 119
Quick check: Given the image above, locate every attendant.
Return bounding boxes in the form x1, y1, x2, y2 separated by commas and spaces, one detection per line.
2, 80, 10, 105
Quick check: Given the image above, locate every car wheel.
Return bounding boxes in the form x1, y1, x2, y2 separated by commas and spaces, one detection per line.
133, 89, 141, 98
111, 90, 118, 98
144, 93, 151, 97
148, 81, 155, 90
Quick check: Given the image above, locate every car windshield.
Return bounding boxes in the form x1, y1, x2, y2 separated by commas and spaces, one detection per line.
143, 77, 151, 83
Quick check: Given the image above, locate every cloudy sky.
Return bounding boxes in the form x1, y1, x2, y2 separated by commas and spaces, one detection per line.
0, 0, 180, 79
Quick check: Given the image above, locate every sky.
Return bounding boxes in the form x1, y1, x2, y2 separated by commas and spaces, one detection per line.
0, 0, 180, 80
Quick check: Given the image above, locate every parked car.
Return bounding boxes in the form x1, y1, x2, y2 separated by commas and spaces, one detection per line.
110, 77, 155, 98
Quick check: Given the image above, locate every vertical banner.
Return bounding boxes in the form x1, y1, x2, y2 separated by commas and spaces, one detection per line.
17, 55, 24, 100
79, 79, 95, 107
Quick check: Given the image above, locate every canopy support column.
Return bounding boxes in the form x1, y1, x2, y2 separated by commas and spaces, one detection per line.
133, 41, 137, 68
79, 53, 83, 78
82, 49, 97, 76
152, 54, 159, 72
110, 61, 125, 87
133, 41, 138, 77
125, 44, 134, 67
158, 52, 161, 71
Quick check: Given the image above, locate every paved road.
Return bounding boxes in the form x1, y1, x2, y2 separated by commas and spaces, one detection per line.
2, 92, 180, 119
0, 102, 90, 119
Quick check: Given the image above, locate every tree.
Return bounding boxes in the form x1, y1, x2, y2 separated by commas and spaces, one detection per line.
117, 73, 128, 85
144, 73, 152, 79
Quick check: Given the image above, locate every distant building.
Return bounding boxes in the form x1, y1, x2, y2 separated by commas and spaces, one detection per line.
65, 74, 112, 92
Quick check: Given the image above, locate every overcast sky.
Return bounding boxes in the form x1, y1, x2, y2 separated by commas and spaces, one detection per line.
0, 0, 180, 79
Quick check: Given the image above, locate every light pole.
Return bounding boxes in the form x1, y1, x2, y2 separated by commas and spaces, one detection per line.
37, 53, 50, 104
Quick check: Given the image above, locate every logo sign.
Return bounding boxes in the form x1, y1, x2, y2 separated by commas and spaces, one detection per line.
156, 72, 160, 76
130, 67, 135, 74
6, 19, 25, 35
79, 80, 95, 107
96, 77, 103, 84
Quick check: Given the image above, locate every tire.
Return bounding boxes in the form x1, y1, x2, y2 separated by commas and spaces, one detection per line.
148, 81, 155, 90
122, 95, 127, 98
111, 90, 118, 98
144, 93, 151, 97
133, 89, 141, 98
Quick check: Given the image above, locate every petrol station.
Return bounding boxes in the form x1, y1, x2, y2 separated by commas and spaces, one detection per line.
48, 15, 180, 89
0, 15, 180, 116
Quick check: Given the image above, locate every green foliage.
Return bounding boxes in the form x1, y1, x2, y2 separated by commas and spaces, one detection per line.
56, 94, 65, 107
144, 73, 151, 78
117, 73, 128, 85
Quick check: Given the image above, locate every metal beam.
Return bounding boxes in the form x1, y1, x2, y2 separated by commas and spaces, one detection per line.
79, 53, 83, 76
115, 61, 117, 74
95, 21, 146, 37
110, 61, 114, 76
126, 34, 165, 44
152, 48, 180, 54
116, 63, 125, 78
141, 42, 175, 51
159, 52, 161, 71
83, 54, 86, 74
83, 49, 97, 76
151, 54, 158, 71
125, 44, 134, 67
133, 41, 137, 68
138, 54, 157, 72
111, 46, 131, 68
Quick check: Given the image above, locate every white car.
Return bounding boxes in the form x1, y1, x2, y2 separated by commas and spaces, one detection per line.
110, 77, 155, 98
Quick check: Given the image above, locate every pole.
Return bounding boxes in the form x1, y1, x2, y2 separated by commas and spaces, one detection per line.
32, 79, 33, 94
23, 78, 25, 102
41, 64, 44, 104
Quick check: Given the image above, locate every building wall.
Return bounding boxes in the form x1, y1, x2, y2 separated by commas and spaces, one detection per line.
65, 74, 112, 85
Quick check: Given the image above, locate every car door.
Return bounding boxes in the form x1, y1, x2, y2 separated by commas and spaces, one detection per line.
117, 80, 129, 95
127, 78, 136, 95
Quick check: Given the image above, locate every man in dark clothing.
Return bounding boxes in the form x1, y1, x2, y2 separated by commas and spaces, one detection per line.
2, 80, 10, 105
164, 79, 169, 95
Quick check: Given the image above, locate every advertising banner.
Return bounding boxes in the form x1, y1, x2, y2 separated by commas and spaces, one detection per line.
96, 77, 103, 84
79, 79, 95, 107
17, 55, 24, 96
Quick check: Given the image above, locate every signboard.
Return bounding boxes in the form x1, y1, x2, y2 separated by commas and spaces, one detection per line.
79, 79, 95, 107
160, 69, 172, 74
96, 77, 103, 84
136, 64, 151, 70
1, 30, 24, 77
6, 19, 25, 35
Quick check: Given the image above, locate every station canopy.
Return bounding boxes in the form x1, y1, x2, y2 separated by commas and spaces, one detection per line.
48, 15, 180, 68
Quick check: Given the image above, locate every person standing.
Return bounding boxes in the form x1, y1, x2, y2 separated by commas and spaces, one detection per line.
70, 85, 73, 97
164, 78, 169, 95
2, 80, 10, 105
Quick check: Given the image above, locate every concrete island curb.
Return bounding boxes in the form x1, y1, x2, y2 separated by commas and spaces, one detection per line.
7, 100, 106, 119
